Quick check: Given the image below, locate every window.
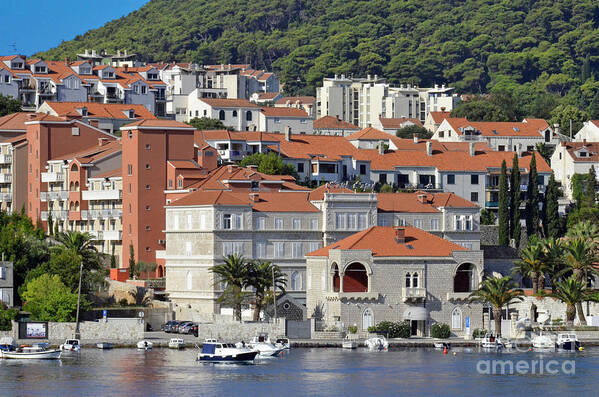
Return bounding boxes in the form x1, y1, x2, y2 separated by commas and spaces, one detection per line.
233, 214, 242, 229
455, 215, 473, 231
471, 174, 479, 184
3, 75, 10, 83
471, 192, 479, 202
439, 131, 444, 138
309, 242, 320, 253
431, 218, 440, 230
0, 266, 5, 280
405, 273, 411, 288
451, 308, 462, 330
498, 145, 505, 151
219, 110, 225, 120
291, 271, 302, 290
465, 215, 472, 231
145, 247, 150, 252
311, 218, 318, 230
347, 213, 357, 230
145, 144, 151, 150
223, 214, 232, 229
141, 86, 147, 94
257, 217, 265, 230
145, 226, 150, 231
145, 164, 150, 170
336, 213, 346, 229
186, 271, 192, 290
275, 218, 283, 230
292, 242, 302, 258
293, 218, 301, 230
145, 185, 150, 190
232, 110, 237, 118
362, 308, 374, 330
360, 164, 366, 175
297, 163, 304, 173
447, 174, 455, 185
358, 213, 367, 229
412, 273, 419, 288
274, 118, 280, 124
414, 219, 423, 229
455, 216, 462, 231
186, 242, 192, 256
246, 110, 252, 121
255, 242, 266, 258
222, 242, 244, 256
274, 242, 285, 258
72, 128, 79, 136
537, 175, 544, 185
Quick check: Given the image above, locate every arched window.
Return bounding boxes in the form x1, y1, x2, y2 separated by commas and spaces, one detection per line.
75, 201, 80, 211
454, 263, 475, 293
218, 110, 225, 120
75, 181, 80, 191
343, 263, 368, 292
332, 263, 340, 292
69, 201, 75, 211
362, 308, 374, 330
405, 273, 411, 288
451, 307, 462, 330
412, 273, 419, 288
291, 271, 301, 290
232, 110, 238, 118
69, 181, 74, 191
246, 110, 252, 121
71, 164, 79, 172
157, 266, 164, 278
186, 271, 192, 290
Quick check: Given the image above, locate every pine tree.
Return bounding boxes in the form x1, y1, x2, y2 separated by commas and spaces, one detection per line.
47, 211, 54, 236
526, 153, 540, 236
510, 154, 521, 247
128, 244, 135, 278
498, 160, 510, 246
544, 173, 561, 238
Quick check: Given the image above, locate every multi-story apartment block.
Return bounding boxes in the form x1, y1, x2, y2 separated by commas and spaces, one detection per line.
432, 117, 557, 153
313, 116, 360, 137
0, 112, 29, 213
164, 182, 481, 315
551, 140, 599, 200
258, 107, 312, 134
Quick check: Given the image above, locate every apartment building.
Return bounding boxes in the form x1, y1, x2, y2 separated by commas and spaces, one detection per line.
432, 118, 557, 153
313, 116, 360, 137
0, 112, 29, 213
177, 98, 261, 128
164, 181, 481, 315
258, 107, 312, 134
551, 140, 599, 200
306, 226, 484, 336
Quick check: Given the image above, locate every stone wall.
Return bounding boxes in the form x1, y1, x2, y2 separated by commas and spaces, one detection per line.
480, 225, 527, 248
197, 321, 286, 342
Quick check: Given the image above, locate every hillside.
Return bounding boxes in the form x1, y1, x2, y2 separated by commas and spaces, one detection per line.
37, 0, 599, 115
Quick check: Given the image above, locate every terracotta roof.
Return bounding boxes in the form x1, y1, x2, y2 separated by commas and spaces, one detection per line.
429, 111, 451, 124
444, 118, 550, 138
41, 102, 156, 120
169, 190, 317, 212
0, 112, 33, 131
270, 134, 368, 161
307, 226, 468, 257
308, 183, 354, 201
260, 107, 308, 117
0, 133, 27, 144
346, 127, 391, 140
590, 120, 599, 128
51, 140, 120, 162
170, 190, 249, 206
275, 96, 315, 105
199, 98, 258, 108
255, 92, 281, 100
121, 120, 194, 129
91, 168, 122, 179
313, 116, 359, 130
257, 72, 274, 81
189, 165, 305, 192
377, 191, 477, 213
199, 130, 281, 143
562, 142, 599, 162
379, 117, 423, 129
168, 160, 202, 169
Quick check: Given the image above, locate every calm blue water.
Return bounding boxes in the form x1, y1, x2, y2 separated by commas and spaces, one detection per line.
0, 347, 597, 396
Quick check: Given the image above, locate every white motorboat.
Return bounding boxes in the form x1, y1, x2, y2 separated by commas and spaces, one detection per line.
60, 339, 81, 352
1, 344, 62, 360
275, 337, 291, 350
96, 342, 113, 350
342, 340, 357, 349
480, 334, 499, 349
556, 333, 581, 351
0, 337, 16, 352
198, 340, 258, 362
248, 333, 284, 357
137, 340, 153, 350
168, 338, 186, 349
365, 336, 389, 351
434, 342, 451, 349
532, 333, 554, 350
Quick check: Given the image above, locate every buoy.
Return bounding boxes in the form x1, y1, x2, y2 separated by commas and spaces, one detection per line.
529, 347, 533, 352
453, 352, 456, 356
579, 346, 584, 351
443, 347, 448, 355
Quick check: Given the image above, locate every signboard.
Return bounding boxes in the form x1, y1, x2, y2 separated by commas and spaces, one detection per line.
465, 317, 470, 334
18, 322, 48, 339
103, 310, 107, 320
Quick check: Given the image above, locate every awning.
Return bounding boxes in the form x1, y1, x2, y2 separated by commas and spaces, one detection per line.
403, 306, 427, 321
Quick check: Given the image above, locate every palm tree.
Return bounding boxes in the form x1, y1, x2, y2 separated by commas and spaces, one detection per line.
469, 275, 523, 336
540, 237, 565, 292
566, 220, 599, 245
513, 241, 546, 321
247, 261, 287, 321
209, 254, 251, 322
562, 238, 598, 325
551, 277, 599, 326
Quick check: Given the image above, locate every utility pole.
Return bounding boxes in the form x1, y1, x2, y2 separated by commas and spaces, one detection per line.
272, 266, 277, 323
75, 261, 83, 338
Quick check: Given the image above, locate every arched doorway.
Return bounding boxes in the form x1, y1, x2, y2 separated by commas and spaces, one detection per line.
157, 266, 164, 278
451, 307, 462, 330
332, 263, 340, 292
343, 263, 368, 292
362, 308, 373, 330
454, 263, 475, 292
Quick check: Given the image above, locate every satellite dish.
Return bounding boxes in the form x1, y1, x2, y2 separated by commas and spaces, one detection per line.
138, 311, 145, 318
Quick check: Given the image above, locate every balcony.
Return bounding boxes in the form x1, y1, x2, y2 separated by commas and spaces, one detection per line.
0, 154, 12, 164
324, 291, 379, 302
446, 292, 471, 302
41, 172, 64, 183
82, 189, 122, 201
485, 201, 498, 208
0, 192, 12, 202
40, 191, 69, 202
83, 209, 122, 219
41, 211, 68, 221
401, 287, 426, 302
0, 173, 12, 183
99, 230, 122, 241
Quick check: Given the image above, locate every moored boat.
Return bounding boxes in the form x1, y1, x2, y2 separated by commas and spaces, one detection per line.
248, 333, 284, 357
198, 340, 258, 362
434, 342, 451, 349
137, 340, 153, 350
365, 336, 389, 351
480, 334, 499, 349
1, 344, 61, 360
342, 340, 357, 349
275, 337, 291, 350
532, 333, 554, 350
0, 337, 16, 352
168, 338, 186, 349
96, 342, 113, 350
556, 333, 581, 351
60, 339, 81, 352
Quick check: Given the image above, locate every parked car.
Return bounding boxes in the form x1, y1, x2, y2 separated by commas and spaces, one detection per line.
178, 322, 194, 334
162, 321, 180, 333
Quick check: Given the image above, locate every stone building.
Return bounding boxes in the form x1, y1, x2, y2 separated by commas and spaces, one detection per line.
305, 226, 485, 337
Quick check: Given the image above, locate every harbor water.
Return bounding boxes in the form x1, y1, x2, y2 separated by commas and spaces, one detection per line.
1, 346, 598, 396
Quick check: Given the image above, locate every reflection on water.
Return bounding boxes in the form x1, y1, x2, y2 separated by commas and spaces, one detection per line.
0, 347, 598, 396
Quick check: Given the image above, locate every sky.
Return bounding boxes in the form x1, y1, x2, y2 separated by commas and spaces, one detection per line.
0, 0, 149, 56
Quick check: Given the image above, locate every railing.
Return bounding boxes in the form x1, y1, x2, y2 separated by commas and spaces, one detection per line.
0, 173, 12, 183
41, 172, 64, 183
485, 201, 499, 208
0, 192, 12, 202
0, 154, 12, 164
83, 209, 122, 219
401, 287, 426, 302
82, 189, 121, 201
98, 230, 122, 241
40, 191, 69, 201
41, 211, 68, 220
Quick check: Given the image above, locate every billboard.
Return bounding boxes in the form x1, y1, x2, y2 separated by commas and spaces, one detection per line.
18, 322, 48, 339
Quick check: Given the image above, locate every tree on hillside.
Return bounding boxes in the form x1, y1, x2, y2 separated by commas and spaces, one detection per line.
450, 97, 510, 121
509, 154, 521, 247
187, 117, 230, 131
240, 152, 298, 178
0, 94, 21, 117
395, 125, 432, 139
571, 169, 597, 208
525, 153, 540, 236
498, 160, 509, 246
550, 105, 589, 138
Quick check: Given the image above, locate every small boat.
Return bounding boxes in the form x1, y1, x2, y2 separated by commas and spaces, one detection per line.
248, 333, 284, 357
365, 336, 389, 351
137, 340, 153, 350
556, 333, 581, 351
96, 342, 113, 350
434, 342, 451, 349
168, 338, 186, 349
198, 340, 258, 362
532, 333, 554, 350
480, 334, 499, 349
275, 337, 291, 350
1, 344, 62, 360
342, 340, 357, 349
60, 339, 81, 352
0, 337, 16, 352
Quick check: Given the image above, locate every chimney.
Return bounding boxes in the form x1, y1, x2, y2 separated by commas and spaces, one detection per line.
65, 57, 69, 66
413, 134, 419, 144
426, 141, 432, 156
417, 194, 426, 204
84, 49, 89, 56
378, 141, 385, 155
28, 113, 36, 119
469, 142, 475, 156
285, 126, 292, 141
394, 227, 405, 244
98, 138, 109, 147
250, 193, 260, 202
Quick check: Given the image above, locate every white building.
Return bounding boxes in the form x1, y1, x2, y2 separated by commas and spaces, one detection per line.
574, 120, 599, 142
551, 140, 599, 199
258, 107, 312, 134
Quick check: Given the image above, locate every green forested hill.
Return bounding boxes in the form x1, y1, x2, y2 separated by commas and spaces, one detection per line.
37, 0, 599, 118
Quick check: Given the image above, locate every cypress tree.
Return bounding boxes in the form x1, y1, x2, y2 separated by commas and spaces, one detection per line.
111, 244, 117, 269
544, 173, 561, 238
498, 160, 509, 246
589, 165, 597, 206
526, 153, 540, 236
510, 154, 521, 247
129, 244, 136, 278
47, 211, 54, 236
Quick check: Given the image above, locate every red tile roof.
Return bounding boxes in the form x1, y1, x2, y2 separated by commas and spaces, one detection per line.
169, 190, 318, 212
308, 183, 354, 201
313, 116, 360, 130
121, 120, 194, 129
260, 107, 308, 117
429, 111, 451, 124
445, 118, 550, 138
307, 226, 467, 257
41, 102, 156, 120
377, 191, 477, 213
51, 139, 120, 162
562, 141, 599, 162
255, 92, 281, 100
379, 117, 423, 129
0, 112, 34, 131
199, 98, 258, 108
346, 127, 391, 140
275, 96, 315, 105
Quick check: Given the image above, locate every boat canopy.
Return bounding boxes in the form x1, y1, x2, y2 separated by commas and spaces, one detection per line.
201, 344, 216, 354
403, 306, 427, 321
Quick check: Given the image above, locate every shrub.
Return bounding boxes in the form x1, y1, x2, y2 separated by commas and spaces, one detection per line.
431, 323, 451, 339
348, 325, 358, 334
0, 305, 18, 331
367, 325, 377, 333
119, 298, 129, 306
326, 325, 338, 332
370, 320, 411, 338
472, 328, 487, 338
